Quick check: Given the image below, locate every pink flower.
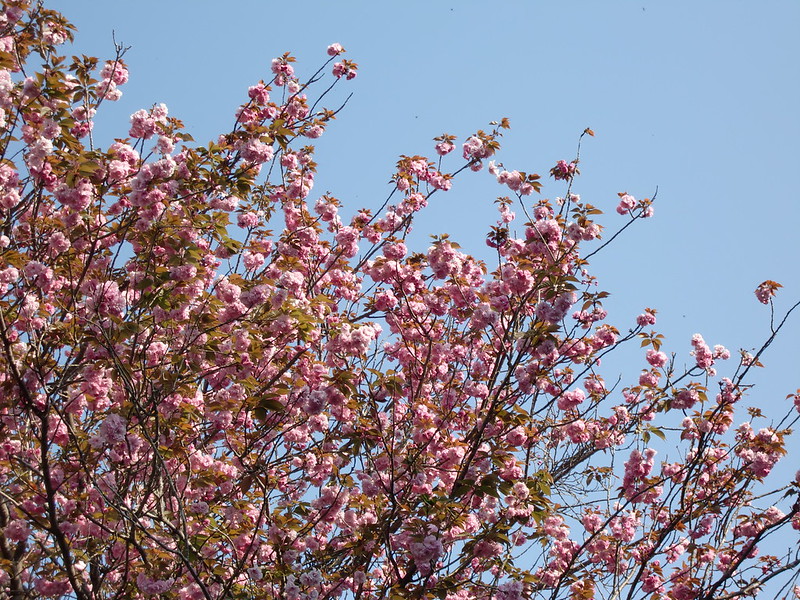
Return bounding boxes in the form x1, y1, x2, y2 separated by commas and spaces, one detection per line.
473, 539, 503, 559
0, 163, 20, 207
755, 280, 781, 304
609, 510, 640, 542
242, 251, 265, 271
616, 193, 636, 215
504, 426, 526, 447
156, 135, 174, 154
672, 388, 699, 410
211, 195, 239, 212
0, 187, 20, 209
621, 448, 658, 503
497, 169, 523, 191
100, 60, 128, 85
90, 413, 127, 448
497, 581, 524, 600
129, 108, 159, 139
639, 371, 660, 387
35, 579, 71, 597
429, 172, 452, 190
665, 537, 689, 563
190, 501, 210, 514
332, 60, 357, 80
557, 389, 585, 411
641, 570, 665, 594
511, 481, 529, 500
4, 518, 31, 542
410, 534, 443, 574
239, 139, 274, 164
383, 242, 407, 260
584, 377, 606, 395
462, 136, 485, 160
271, 57, 295, 79
646, 349, 668, 368
373, 290, 398, 311
248, 83, 270, 103
581, 511, 603, 533
690, 333, 714, 370
41, 21, 68, 45
327, 43, 345, 56
335, 225, 359, 258
435, 141, 454, 156
713, 344, 730, 360
146, 341, 168, 365
237, 211, 260, 228
169, 264, 197, 282
305, 124, 324, 138
151, 103, 169, 122
136, 573, 174, 595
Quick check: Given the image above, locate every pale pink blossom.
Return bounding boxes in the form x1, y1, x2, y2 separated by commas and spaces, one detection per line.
100, 60, 128, 85
90, 413, 127, 448
327, 43, 345, 56
690, 333, 714, 370
136, 573, 174, 595
616, 193, 636, 215
435, 141, 454, 155
4, 518, 31, 542
557, 389, 585, 411
646, 349, 668, 368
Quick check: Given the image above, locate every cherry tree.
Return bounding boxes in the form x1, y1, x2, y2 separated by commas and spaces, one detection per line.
0, 3, 799, 599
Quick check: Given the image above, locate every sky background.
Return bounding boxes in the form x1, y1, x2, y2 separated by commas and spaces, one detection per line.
50, 0, 799, 534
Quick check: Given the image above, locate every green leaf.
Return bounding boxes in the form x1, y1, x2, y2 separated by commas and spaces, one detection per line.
257, 397, 285, 413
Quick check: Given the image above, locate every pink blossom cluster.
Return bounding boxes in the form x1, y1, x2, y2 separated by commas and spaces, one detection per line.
129, 102, 168, 139
496, 168, 536, 196
97, 58, 128, 101
735, 425, 785, 478
616, 193, 636, 214
535, 291, 577, 324
687, 334, 729, 377
435, 140, 454, 156
461, 133, 496, 171
327, 42, 345, 56
621, 448, 662, 504
615, 192, 654, 218
394, 156, 452, 194
332, 59, 357, 80
550, 159, 578, 181
637, 308, 657, 327
271, 55, 295, 85
0, 163, 20, 209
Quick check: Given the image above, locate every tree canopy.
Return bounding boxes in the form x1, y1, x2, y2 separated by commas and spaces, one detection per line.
0, 3, 799, 599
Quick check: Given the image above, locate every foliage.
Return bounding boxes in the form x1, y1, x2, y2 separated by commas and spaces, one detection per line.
0, 2, 799, 599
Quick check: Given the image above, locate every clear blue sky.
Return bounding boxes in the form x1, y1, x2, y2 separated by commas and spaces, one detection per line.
50, 1, 798, 457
